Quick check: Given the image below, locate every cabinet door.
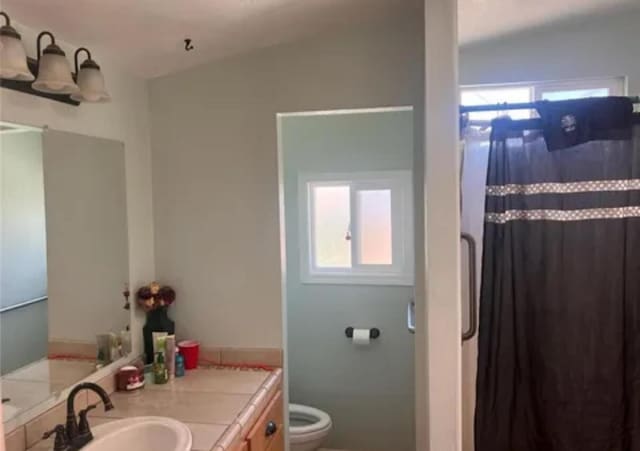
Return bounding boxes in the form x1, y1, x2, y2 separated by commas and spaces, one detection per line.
247, 390, 284, 451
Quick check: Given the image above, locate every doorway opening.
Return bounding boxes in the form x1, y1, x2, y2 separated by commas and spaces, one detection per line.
277, 106, 417, 451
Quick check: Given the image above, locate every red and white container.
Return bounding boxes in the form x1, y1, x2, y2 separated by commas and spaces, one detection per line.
177, 340, 200, 370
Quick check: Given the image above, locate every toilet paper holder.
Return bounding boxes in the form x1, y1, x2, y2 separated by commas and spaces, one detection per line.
345, 327, 380, 339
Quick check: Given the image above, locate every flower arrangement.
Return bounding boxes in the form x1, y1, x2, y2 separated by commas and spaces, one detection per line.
136, 281, 176, 313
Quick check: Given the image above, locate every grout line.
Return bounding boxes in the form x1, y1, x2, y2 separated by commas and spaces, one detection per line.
143, 387, 261, 395
182, 420, 233, 427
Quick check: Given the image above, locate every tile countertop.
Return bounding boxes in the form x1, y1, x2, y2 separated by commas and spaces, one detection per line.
28, 367, 283, 451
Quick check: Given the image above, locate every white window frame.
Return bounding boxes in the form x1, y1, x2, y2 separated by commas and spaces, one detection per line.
458, 77, 628, 127
460, 77, 627, 121
461, 76, 626, 99
532, 77, 625, 100
298, 170, 414, 286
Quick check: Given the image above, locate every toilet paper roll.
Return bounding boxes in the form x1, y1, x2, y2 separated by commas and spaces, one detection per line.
352, 328, 370, 346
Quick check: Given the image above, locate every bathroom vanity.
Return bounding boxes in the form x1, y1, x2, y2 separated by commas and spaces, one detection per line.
5, 366, 283, 451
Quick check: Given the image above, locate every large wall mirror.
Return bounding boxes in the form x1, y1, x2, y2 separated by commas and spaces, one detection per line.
0, 124, 130, 423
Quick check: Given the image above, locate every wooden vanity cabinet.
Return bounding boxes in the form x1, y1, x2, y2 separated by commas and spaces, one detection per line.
247, 390, 284, 451
232, 389, 284, 451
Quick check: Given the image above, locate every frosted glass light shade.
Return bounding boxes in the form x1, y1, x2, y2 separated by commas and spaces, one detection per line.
71, 64, 110, 103
0, 30, 34, 81
32, 50, 78, 95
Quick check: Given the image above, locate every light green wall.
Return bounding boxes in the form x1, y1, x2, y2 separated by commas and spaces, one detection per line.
282, 110, 415, 451
0, 131, 48, 375
1, 300, 48, 375
1, 132, 47, 308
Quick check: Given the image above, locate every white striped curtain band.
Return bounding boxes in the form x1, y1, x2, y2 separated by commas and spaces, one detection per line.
485, 179, 640, 223
486, 179, 640, 197
486, 206, 640, 224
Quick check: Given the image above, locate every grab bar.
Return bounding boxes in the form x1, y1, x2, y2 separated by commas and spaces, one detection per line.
0, 296, 48, 314
461, 233, 477, 341
407, 300, 415, 334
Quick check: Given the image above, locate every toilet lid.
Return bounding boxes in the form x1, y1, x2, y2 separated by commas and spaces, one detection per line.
289, 403, 332, 435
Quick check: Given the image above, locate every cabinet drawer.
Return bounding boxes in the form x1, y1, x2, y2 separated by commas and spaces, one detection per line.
247, 390, 284, 451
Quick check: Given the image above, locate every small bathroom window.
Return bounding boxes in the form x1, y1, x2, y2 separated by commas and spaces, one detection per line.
299, 170, 413, 285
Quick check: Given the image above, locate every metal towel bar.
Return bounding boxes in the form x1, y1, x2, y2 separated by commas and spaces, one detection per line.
0, 296, 48, 314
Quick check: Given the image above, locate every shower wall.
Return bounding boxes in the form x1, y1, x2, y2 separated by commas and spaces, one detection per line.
282, 110, 415, 451
460, 8, 640, 94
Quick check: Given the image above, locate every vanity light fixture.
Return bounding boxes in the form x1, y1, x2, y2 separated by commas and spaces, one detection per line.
70, 47, 110, 103
32, 31, 79, 95
0, 12, 34, 81
0, 13, 110, 106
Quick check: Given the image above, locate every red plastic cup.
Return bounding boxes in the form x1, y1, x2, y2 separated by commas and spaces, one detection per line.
178, 340, 200, 370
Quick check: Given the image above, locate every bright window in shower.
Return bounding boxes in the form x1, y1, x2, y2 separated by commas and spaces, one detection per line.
299, 170, 413, 285
461, 76, 626, 121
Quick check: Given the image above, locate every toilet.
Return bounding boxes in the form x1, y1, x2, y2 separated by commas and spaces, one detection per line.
289, 403, 333, 451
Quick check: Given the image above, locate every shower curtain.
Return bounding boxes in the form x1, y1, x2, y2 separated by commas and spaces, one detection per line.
474, 97, 640, 451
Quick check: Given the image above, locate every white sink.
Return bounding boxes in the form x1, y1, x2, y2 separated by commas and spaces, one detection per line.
83, 417, 192, 451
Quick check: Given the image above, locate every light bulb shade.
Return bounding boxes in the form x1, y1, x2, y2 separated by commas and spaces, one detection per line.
0, 26, 34, 81
70, 61, 110, 103
32, 45, 78, 95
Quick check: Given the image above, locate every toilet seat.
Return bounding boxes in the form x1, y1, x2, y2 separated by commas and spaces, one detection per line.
289, 403, 332, 440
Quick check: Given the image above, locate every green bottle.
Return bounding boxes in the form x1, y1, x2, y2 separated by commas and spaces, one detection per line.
153, 352, 169, 384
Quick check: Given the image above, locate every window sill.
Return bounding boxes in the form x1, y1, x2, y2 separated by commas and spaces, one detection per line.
301, 273, 414, 286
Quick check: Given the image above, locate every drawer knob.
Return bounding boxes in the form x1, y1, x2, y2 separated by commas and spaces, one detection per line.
265, 420, 278, 437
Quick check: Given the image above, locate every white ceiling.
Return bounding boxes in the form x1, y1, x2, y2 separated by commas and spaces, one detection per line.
2, 0, 638, 79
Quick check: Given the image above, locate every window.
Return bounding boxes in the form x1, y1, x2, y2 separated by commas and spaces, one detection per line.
533, 78, 624, 102
461, 86, 533, 121
299, 171, 413, 285
461, 77, 626, 121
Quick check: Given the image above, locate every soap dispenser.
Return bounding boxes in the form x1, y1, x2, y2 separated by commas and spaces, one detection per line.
153, 352, 168, 384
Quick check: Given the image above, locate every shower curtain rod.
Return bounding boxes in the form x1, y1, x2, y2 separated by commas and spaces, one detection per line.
459, 95, 640, 114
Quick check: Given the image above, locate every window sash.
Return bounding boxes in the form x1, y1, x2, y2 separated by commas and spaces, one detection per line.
307, 180, 352, 271
350, 180, 404, 272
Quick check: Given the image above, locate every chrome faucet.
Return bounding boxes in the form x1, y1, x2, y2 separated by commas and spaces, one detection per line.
43, 382, 114, 451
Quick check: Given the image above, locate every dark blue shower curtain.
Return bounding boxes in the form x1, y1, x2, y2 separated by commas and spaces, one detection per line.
474, 98, 640, 451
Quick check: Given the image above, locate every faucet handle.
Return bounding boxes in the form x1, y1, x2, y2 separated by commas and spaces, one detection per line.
78, 403, 98, 435
43, 424, 68, 451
